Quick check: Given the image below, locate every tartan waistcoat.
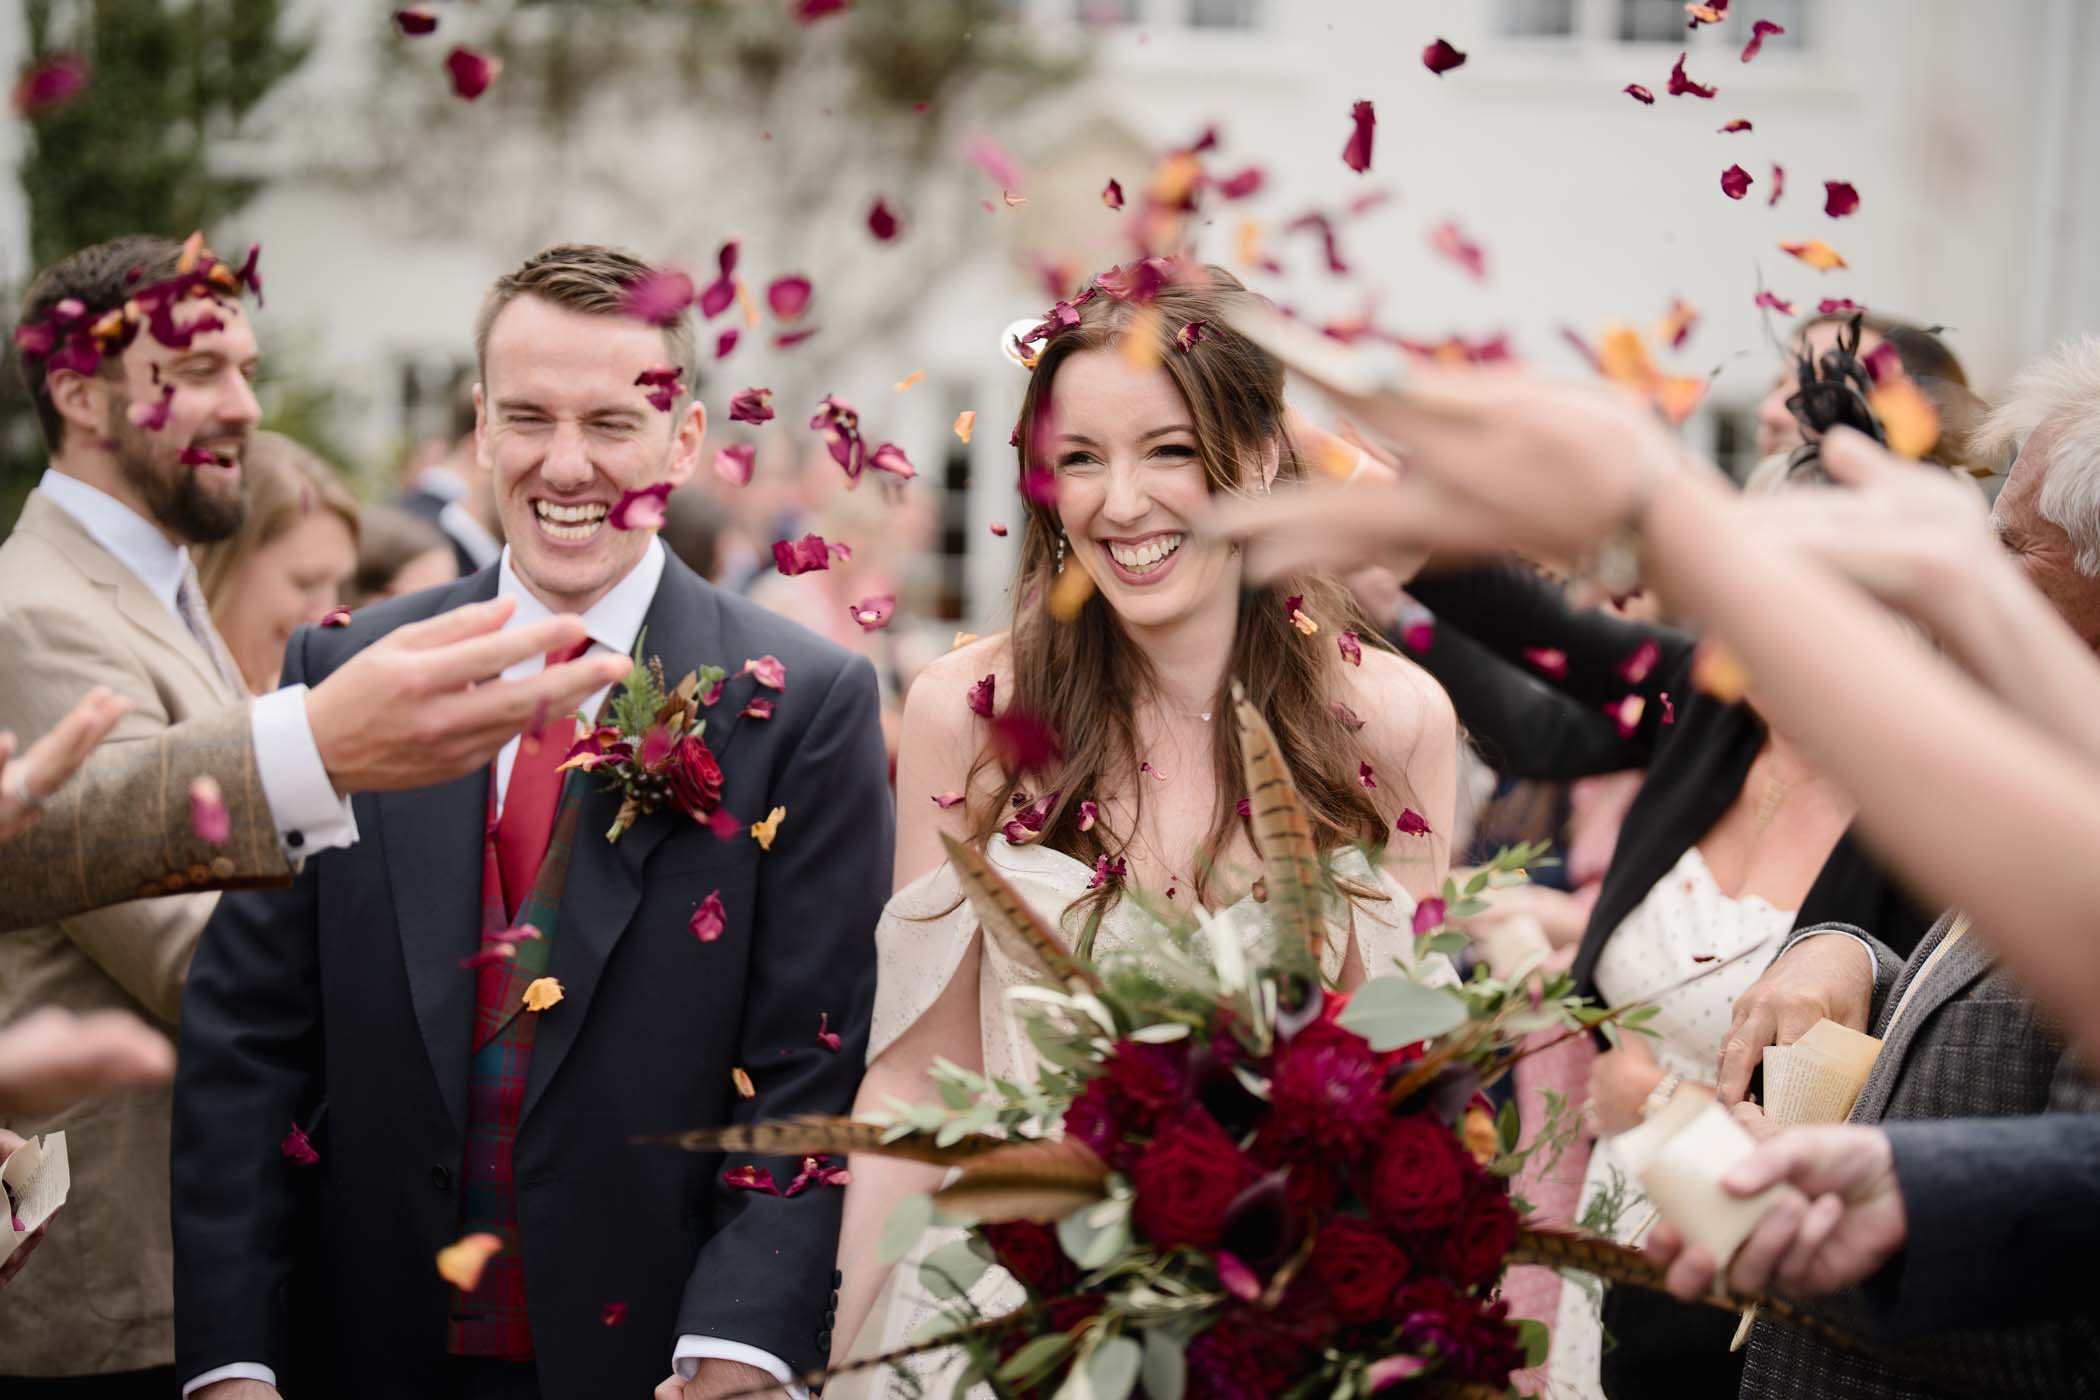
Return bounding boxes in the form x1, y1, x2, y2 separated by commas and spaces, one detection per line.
447, 773, 584, 1358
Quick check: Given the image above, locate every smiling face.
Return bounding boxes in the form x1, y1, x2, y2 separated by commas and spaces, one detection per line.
1048, 347, 1246, 634
477, 294, 703, 613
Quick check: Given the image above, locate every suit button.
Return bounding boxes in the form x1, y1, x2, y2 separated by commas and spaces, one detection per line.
816, 1330, 831, 1351
431, 1164, 452, 1190
210, 856, 236, 878
188, 863, 211, 883
831, 1269, 842, 1288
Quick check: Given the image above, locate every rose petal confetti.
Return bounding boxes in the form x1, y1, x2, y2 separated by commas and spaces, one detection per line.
1076, 800, 1098, 832
783, 1154, 851, 1196
706, 809, 743, 841
1101, 178, 1125, 210
1686, 2, 1729, 26
437, 1233, 503, 1290
280, 1123, 319, 1166
1421, 38, 1467, 75
1523, 646, 1569, 678
1720, 164, 1753, 200
189, 775, 230, 846
320, 606, 351, 629
12, 55, 88, 116
1087, 854, 1127, 891
1823, 181, 1860, 219
766, 276, 813, 321
1741, 19, 1785, 62
1691, 639, 1750, 701
953, 410, 976, 443
458, 945, 517, 971
816, 1012, 842, 1053
772, 532, 833, 575
1754, 289, 1797, 315
1769, 163, 1787, 207
1174, 320, 1208, 354
794, 0, 851, 22
732, 1067, 756, 1098
1657, 298, 1700, 351
1605, 694, 1647, 738
1667, 51, 1716, 99
931, 792, 965, 809
1429, 220, 1487, 281
868, 442, 917, 480
179, 447, 227, 468
1868, 379, 1942, 460
713, 442, 756, 487
1818, 298, 1863, 315
1624, 83, 1656, 105
848, 595, 895, 631
1341, 99, 1376, 174
750, 806, 785, 851
1139, 761, 1167, 783
1412, 897, 1447, 936
967, 675, 995, 717
393, 8, 438, 36
1236, 797, 1253, 819
988, 521, 1007, 537
1333, 701, 1366, 732
741, 698, 775, 722
1338, 630, 1363, 666
127, 383, 175, 432
601, 1302, 627, 1327
1661, 692, 1676, 724
989, 709, 1060, 774
689, 890, 727, 942
810, 394, 866, 482
1781, 238, 1847, 271
1358, 762, 1377, 789
1619, 638, 1661, 684
522, 977, 563, 1012
622, 266, 694, 327
867, 198, 900, 242
728, 387, 774, 425
1396, 809, 1433, 837
608, 482, 672, 532
774, 327, 821, 350
1861, 341, 1901, 385
1718, 118, 1753, 133
697, 241, 739, 319
740, 655, 786, 690
444, 47, 500, 101
723, 1165, 781, 1195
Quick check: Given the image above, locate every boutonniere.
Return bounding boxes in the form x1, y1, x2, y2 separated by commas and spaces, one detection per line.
559, 631, 730, 843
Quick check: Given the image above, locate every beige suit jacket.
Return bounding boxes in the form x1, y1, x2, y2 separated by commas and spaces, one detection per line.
0, 490, 276, 1375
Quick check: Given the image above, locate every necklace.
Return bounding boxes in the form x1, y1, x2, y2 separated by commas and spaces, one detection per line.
1752, 751, 1821, 832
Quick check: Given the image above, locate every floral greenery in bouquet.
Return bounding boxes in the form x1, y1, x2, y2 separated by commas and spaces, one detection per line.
651, 690, 1724, 1400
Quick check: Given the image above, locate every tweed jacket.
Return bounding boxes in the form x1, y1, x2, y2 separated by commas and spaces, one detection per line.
0, 489, 269, 1376
1740, 913, 2100, 1399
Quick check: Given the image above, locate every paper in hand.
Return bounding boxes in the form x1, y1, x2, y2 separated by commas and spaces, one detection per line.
0, 1132, 69, 1268
1761, 1018, 1882, 1126
1610, 1086, 1784, 1268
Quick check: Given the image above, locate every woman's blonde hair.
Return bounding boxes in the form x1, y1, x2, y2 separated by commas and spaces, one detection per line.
193, 430, 362, 616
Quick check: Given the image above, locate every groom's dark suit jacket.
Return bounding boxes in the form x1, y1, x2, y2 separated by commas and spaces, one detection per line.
170, 557, 892, 1397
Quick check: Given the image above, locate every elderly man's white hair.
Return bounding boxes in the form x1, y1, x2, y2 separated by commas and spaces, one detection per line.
1982, 334, 2100, 576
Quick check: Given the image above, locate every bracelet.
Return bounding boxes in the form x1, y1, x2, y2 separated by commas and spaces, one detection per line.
1640, 1070, 1684, 1123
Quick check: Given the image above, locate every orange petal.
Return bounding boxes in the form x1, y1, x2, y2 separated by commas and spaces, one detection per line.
1049, 563, 1096, 622
1690, 639, 1750, 701
731, 1067, 756, 1099
1290, 608, 1320, 637
177, 230, 205, 274
1867, 379, 1941, 460
1236, 220, 1265, 270
1120, 306, 1163, 373
521, 977, 564, 1012
1596, 323, 1658, 390
1462, 1103, 1499, 1165
750, 805, 786, 851
436, 1232, 503, 1290
1779, 239, 1847, 272
1654, 375, 1710, 425
953, 410, 976, 444
1314, 436, 1360, 479
893, 369, 925, 393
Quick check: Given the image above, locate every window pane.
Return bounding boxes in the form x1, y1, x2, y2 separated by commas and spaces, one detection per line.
1188, 0, 1256, 28
1501, 0, 1575, 38
1618, 0, 1686, 42
1074, 0, 1140, 23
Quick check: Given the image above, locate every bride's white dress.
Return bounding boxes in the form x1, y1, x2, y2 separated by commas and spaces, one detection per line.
858, 835, 1430, 1396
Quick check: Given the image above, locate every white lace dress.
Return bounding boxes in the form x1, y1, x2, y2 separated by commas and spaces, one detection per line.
1544, 846, 1796, 1400
859, 836, 1429, 1397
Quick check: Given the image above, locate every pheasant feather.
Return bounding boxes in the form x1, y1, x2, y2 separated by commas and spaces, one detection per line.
942, 832, 1102, 995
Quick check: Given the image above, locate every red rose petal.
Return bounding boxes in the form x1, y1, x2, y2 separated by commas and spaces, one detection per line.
280, 1123, 319, 1166
689, 890, 727, 942
1101, 178, 1124, 210
1086, 854, 1127, 891
1605, 693, 1647, 737
766, 275, 813, 321
706, 809, 743, 840
1523, 646, 1569, 678
810, 395, 866, 482
1718, 118, 1753, 133
1076, 800, 1098, 832
728, 386, 774, 425
1396, 808, 1433, 837
988, 521, 1008, 537
179, 446, 227, 468
1216, 166, 1265, 199
966, 674, 995, 718
1823, 180, 1860, 219
319, 605, 351, 629
621, 266, 694, 327
1754, 289, 1797, 315
1341, 99, 1376, 174
1421, 38, 1467, 75
1720, 164, 1753, 200
1666, 51, 1717, 99
989, 709, 1060, 775
1411, 896, 1447, 935
634, 365, 684, 413
1741, 19, 1785, 63
1429, 220, 1487, 281
1333, 701, 1366, 732
13, 54, 88, 116
127, 383, 175, 432
931, 792, 964, 810
715, 328, 739, 359
1860, 341, 1901, 386
816, 1012, 842, 1053
1619, 638, 1661, 684
1769, 163, 1786, 207
444, 46, 499, 101
697, 241, 739, 319
793, 0, 850, 21
868, 442, 917, 480
1661, 692, 1677, 724
713, 442, 755, 487
1358, 761, 1377, 789
1624, 83, 1656, 105
848, 595, 895, 632
1174, 320, 1208, 354
1818, 298, 1863, 314
740, 655, 787, 690
741, 698, 775, 722
771, 532, 832, 575
723, 1165, 781, 1195
601, 1302, 627, 1327
189, 776, 230, 846
1236, 797, 1253, 819
608, 482, 672, 532
867, 198, 900, 241
393, 8, 438, 36
1001, 789, 1062, 845
1338, 630, 1363, 666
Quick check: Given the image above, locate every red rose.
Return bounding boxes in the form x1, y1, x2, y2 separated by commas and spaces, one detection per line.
977, 1220, 1075, 1295
1061, 1077, 1133, 1171
1131, 1108, 1256, 1250
1308, 1216, 1411, 1325
1435, 1177, 1517, 1288
1360, 1115, 1464, 1231
665, 733, 725, 818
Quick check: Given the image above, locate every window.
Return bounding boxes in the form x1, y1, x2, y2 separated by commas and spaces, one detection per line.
1187, 0, 1257, 28
1501, 0, 1576, 38
1617, 0, 1688, 42
1074, 0, 1140, 24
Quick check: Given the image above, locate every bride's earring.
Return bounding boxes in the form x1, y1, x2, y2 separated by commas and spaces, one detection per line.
1055, 532, 1067, 574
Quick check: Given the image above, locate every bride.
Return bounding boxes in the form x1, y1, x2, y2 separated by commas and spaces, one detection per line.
828, 264, 1460, 1391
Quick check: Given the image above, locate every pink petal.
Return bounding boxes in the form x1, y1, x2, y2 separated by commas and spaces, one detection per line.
1338, 629, 1363, 666
280, 1123, 319, 1166
988, 709, 1060, 774
1666, 51, 1717, 99
1216, 166, 1265, 199
1619, 638, 1661, 684
1000, 789, 1062, 844
1605, 694, 1647, 737
177, 446, 227, 468
1399, 616, 1435, 653
689, 890, 727, 942
634, 365, 684, 413
1741, 19, 1785, 63
713, 442, 756, 487
1818, 298, 1863, 314
1754, 289, 1797, 315
1358, 761, 1377, 789
1823, 180, 1860, 219
1366, 1356, 1430, 1387
740, 655, 787, 690
1236, 797, 1252, 819
1661, 692, 1677, 724
621, 267, 694, 327
741, 698, 775, 721
1341, 99, 1376, 174
1429, 220, 1487, 281
444, 46, 499, 101
1769, 163, 1786, 207
728, 386, 774, 424
601, 1302, 628, 1327
965, 135, 1022, 192
868, 442, 917, 480
1174, 320, 1208, 354
1718, 118, 1753, 133
773, 326, 820, 350
1720, 164, 1753, 200
1101, 178, 1124, 210
189, 776, 230, 846
771, 533, 833, 576
1421, 38, 1467, 75
697, 241, 739, 319
1076, 800, 1098, 832
1396, 808, 1433, 837
1022, 467, 1057, 507
930, 792, 964, 809
1624, 83, 1656, 105
1523, 646, 1569, 678
810, 395, 866, 482
706, 808, 744, 840
723, 1165, 781, 1195
1411, 896, 1447, 936
848, 595, 895, 631
1333, 701, 1366, 733
766, 275, 813, 321
1861, 341, 1901, 386
1087, 854, 1127, 891
988, 522, 1008, 537
828, 539, 853, 563
320, 606, 351, 629
127, 384, 175, 432
1140, 761, 1167, 783
714, 328, 740, 359
608, 482, 673, 532
967, 675, 995, 718
867, 198, 901, 241
816, 1012, 842, 1053
393, 8, 438, 36
11, 54, 88, 116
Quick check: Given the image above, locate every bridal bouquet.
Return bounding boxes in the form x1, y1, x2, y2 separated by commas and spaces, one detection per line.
658, 690, 1681, 1399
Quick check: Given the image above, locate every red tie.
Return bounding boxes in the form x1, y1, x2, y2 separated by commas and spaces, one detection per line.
494, 640, 592, 922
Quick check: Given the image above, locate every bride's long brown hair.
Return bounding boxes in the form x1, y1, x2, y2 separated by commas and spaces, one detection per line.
966, 263, 1410, 919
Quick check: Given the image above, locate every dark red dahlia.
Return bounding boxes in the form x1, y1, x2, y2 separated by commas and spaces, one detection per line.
1263, 1018, 1388, 1154
1099, 1038, 1190, 1122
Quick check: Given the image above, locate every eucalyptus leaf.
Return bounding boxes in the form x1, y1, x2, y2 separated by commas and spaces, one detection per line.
1517, 1317, 1550, 1368
1139, 1328, 1187, 1400
919, 1237, 993, 1299
998, 1332, 1076, 1386
1334, 976, 1469, 1051
1496, 1098, 1521, 1153
1059, 1199, 1132, 1270
877, 1193, 935, 1265
1087, 1336, 1143, 1400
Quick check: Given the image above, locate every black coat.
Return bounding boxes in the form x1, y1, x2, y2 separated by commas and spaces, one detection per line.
171, 557, 891, 1397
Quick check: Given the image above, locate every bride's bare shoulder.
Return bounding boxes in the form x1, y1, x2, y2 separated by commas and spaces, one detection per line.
897, 631, 1013, 784
1343, 645, 1458, 777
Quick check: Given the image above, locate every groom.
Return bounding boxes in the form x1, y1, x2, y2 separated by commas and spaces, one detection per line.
171, 244, 892, 1399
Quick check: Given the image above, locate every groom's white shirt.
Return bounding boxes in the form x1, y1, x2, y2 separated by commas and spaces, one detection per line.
184, 538, 804, 1398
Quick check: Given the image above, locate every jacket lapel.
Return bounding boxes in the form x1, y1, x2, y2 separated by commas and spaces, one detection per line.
379, 570, 504, 1133
520, 559, 752, 1124
1855, 912, 1995, 1122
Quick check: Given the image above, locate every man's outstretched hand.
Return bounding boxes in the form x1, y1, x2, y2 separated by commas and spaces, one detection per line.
305, 598, 629, 794
656, 1359, 790, 1399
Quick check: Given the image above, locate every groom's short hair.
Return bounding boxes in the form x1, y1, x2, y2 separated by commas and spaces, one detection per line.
474, 242, 696, 388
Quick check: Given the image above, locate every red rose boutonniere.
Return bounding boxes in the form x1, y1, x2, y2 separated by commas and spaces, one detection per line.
558, 631, 727, 843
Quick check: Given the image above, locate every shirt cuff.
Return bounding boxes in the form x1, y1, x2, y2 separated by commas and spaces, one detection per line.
251, 684, 359, 857
183, 1362, 277, 1396
674, 1336, 809, 1400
